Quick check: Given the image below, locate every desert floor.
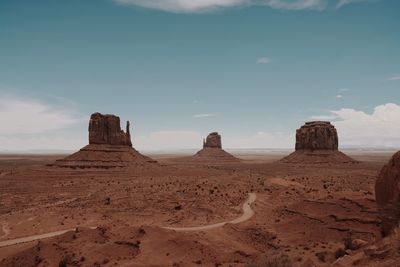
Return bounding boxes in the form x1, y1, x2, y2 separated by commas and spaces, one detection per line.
0, 150, 397, 266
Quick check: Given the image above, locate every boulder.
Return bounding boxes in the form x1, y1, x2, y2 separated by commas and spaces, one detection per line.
375, 151, 400, 236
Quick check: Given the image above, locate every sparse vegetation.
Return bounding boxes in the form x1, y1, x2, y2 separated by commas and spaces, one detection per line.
58, 257, 68, 267
344, 235, 354, 250
247, 254, 292, 267
334, 248, 346, 259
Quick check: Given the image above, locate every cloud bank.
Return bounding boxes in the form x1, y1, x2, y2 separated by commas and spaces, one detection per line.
312, 103, 400, 147
0, 97, 85, 135
113, 0, 374, 13
0, 96, 87, 152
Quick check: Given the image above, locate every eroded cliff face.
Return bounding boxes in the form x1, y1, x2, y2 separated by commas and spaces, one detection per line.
295, 121, 338, 151
375, 151, 400, 236
203, 132, 222, 149
89, 113, 132, 146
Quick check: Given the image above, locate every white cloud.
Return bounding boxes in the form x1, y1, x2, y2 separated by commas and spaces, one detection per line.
340, 88, 350, 92
312, 103, 400, 147
336, 94, 343, 99
309, 115, 338, 121
0, 97, 85, 135
257, 57, 271, 64
193, 113, 215, 118
336, 0, 375, 8
113, 0, 374, 13
388, 75, 400, 81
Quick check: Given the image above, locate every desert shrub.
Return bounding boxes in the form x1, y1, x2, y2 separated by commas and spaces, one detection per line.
315, 251, 326, 262
334, 248, 346, 259
344, 236, 354, 250
247, 253, 292, 267
59, 257, 68, 267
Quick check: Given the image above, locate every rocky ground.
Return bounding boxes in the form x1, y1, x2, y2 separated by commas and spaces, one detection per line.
0, 151, 399, 266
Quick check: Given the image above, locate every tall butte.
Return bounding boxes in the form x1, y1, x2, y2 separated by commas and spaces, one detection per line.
52, 112, 156, 168
188, 132, 240, 164
281, 121, 356, 163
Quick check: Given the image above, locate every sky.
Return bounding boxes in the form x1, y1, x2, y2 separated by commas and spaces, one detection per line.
0, 0, 399, 151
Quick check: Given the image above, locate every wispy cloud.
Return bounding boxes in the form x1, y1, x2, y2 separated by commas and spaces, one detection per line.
388, 75, 400, 81
193, 113, 215, 118
113, 0, 376, 13
257, 57, 271, 64
336, 94, 343, 99
336, 0, 376, 8
0, 96, 85, 135
309, 115, 338, 121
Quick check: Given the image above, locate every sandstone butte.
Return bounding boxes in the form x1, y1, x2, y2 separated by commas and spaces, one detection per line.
281, 121, 356, 163
51, 113, 156, 168
190, 132, 241, 164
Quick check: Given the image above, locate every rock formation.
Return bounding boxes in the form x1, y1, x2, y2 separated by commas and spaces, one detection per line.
295, 121, 338, 151
375, 151, 400, 236
51, 113, 156, 168
203, 132, 222, 149
281, 121, 355, 164
186, 132, 240, 164
89, 113, 132, 146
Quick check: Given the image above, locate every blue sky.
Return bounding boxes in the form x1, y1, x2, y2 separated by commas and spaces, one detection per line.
0, 0, 399, 151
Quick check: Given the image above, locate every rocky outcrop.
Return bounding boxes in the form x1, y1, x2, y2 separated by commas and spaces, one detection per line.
51, 112, 156, 169
295, 121, 338, 151
281, 121, 355, 164
89, 113, 132, 146
375, 151, 400, 236
203, 132, 222, 149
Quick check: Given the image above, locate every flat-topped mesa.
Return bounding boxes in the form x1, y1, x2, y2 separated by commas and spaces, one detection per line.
295, 121, 338, 151
203, 132, 222, 149
375, 151, 400, 236
280, 121, 356, 164
89, 112, 132, 146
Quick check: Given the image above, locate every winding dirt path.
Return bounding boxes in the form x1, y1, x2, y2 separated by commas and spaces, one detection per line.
0, 228, 76, 248
0, 193, 257, 247
162, 193, 257, 232
0, 227, 97, 248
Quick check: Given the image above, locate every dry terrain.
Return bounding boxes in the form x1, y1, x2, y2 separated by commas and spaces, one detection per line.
0, 150, 398, 266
